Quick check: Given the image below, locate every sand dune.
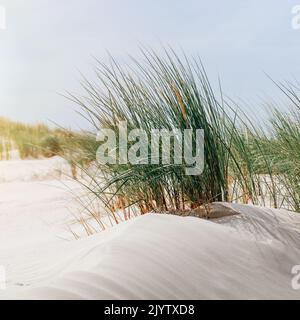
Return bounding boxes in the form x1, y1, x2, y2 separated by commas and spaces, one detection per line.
0, 158, 300, 299
2, 207, 300, 299
0, 156, 72, 182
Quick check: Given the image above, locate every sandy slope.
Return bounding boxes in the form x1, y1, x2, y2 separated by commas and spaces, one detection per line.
0, 158, 300, 299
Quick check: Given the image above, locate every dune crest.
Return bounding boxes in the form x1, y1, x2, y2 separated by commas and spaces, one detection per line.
1, 203, 300, 300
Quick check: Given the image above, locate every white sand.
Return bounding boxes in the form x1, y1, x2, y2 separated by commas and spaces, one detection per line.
0, 158, 300, 299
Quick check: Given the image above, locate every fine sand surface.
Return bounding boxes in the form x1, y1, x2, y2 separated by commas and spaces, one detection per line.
0, 158, 300, 299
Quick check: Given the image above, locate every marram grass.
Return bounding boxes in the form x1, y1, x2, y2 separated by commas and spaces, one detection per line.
68, 49, 295, 219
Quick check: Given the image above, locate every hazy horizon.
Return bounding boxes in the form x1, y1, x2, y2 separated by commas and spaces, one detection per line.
0, 0, 300, 129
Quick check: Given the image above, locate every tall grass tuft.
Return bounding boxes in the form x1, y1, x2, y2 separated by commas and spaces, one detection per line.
67, 49, 270, 216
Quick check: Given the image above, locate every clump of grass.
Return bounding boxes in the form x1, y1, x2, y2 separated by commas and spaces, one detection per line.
67, 49, 272, 221
267, 96, 300, 211
0, 117, 65, 159
50, 48, 300, 237
39, 135, 62, 157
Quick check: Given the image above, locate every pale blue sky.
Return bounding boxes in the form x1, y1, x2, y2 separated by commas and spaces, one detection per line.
0, 0, 299, 128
